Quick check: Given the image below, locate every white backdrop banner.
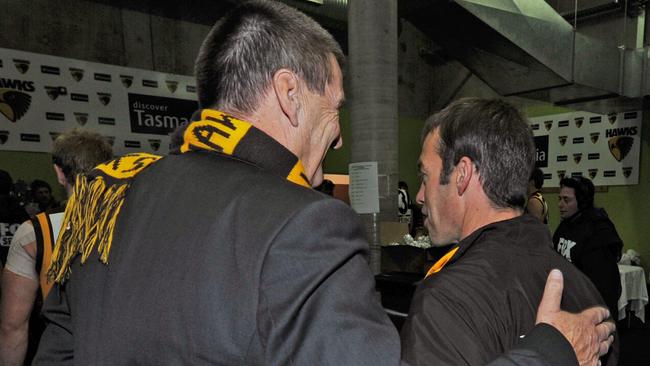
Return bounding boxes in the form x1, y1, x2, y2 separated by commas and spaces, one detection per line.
529, 110, 642, 187
0, 47, 198, 156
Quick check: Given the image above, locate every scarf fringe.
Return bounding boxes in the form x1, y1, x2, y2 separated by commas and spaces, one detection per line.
48, 174, 129, 283
48, 110, 311, 284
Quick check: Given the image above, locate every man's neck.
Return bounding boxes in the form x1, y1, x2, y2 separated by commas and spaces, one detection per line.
460, 202, 522, 240
236, 103, 302, 161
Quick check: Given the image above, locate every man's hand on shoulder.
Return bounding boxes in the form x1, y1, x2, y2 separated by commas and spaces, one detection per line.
536, 269, 615, 366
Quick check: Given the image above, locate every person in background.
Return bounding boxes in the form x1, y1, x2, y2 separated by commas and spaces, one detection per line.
526, 167, 549, 224
0, 170, 30, 268
553, 176, 623, 321
34, 2, 613, 366
400, 98, 617, 366
28, 180, 60, 216
0, 129, 113, 366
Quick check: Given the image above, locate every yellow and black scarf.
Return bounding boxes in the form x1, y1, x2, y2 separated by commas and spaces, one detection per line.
48, 109, 311, 283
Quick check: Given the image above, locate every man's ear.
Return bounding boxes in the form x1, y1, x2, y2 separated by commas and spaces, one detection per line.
53, 164, 67, 187
272, 69, 300, 127
455, 157, 473, 195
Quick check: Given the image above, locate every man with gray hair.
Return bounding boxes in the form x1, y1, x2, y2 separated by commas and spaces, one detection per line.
1, 129, 112, 365
35, 2, 613, 365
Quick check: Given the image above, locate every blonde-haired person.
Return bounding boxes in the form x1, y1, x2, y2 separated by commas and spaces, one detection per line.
0, 129, 112, 365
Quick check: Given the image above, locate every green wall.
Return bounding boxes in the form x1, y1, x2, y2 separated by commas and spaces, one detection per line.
397, 116, 427, 195
322, 109, 426, 196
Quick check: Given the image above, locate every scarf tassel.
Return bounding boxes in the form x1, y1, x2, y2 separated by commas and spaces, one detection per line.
48, 174, 129, 283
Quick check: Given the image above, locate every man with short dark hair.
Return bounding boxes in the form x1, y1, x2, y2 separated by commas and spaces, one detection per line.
35, 3, 613, 366
0, 129, 112, 366
526, 167, 549, 224
554, 177, 623, 321
400, 98, 617, 366
28, 180, 59, 216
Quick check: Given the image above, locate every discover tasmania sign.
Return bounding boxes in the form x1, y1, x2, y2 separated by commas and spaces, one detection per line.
129, 93, 196, 135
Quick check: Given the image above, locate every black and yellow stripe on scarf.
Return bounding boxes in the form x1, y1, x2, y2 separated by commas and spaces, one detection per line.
181, 109, 311, 188
49, 109, 311, 283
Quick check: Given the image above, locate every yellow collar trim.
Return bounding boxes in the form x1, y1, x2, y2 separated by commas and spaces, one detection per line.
425, 246, 459, 278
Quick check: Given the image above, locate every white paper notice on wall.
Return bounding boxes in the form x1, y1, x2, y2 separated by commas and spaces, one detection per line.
528, 110, 642, 187
349, 162, 380, 214
0, 47, 198, 156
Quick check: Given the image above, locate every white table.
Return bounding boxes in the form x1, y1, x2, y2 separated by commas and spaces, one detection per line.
617, 264, 648, 322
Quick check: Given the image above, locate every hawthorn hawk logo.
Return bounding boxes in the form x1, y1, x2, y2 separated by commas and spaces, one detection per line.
74, 112, 89, 126
558, 136, 567, 146
45, 86, 68, 101
165, 80, 178, 93
0, 130, 8, 144
607, 112, 617, 124
573, 153, 582, 164
557, 170, 566, 181
148, 139, 161, 151
13, 59, 30, 74
544, 120, 553, 131
608, 136, 633, 162
623, 167, 633, 178
69, 68, 84, 82
574, 117, 584, 128
97, 93, 111, 106
0, 89, 31, 122
120, 75, 133, 88
590, 132, 600, 144
588, 169, 598, 179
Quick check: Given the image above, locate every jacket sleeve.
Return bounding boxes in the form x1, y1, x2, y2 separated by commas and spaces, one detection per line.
31, 283, 74, 365
402, 287, 578, 366
485, 324, 578, 366
258, 198, 402, 366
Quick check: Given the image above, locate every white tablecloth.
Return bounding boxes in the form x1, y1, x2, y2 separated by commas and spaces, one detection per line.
617, 264, 648, 322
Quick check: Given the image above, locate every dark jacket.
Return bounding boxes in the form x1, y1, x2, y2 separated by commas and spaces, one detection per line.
401, 215, 617, 366
553, 208, 623, 320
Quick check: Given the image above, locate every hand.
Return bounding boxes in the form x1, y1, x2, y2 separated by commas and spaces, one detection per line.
536, 269, 615, 366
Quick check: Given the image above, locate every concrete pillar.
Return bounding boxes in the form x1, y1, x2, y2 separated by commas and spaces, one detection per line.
347, 0, 399, 274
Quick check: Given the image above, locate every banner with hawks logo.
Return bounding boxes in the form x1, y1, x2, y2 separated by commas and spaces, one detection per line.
529, 110, 642, 187
0, 47, 198, 155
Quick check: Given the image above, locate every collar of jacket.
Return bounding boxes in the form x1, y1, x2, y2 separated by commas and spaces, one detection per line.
426, 215, 538, 277
178, 108, 311, 188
